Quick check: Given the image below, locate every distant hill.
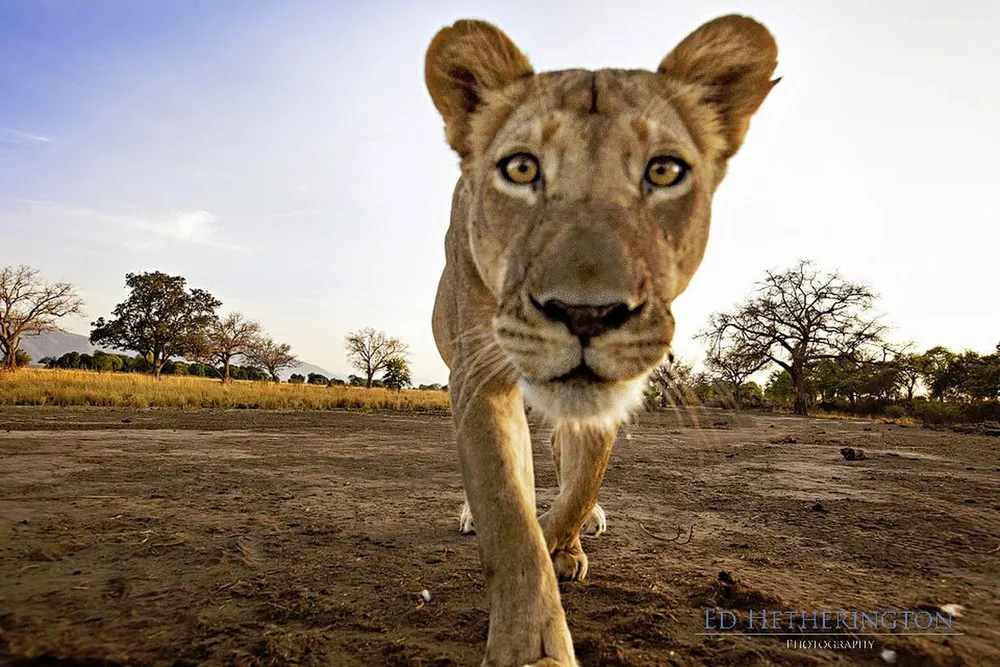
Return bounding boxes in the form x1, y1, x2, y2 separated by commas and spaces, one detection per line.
19, 330, 95, 361
278, 361, 335, 383
17, 330, 334, 382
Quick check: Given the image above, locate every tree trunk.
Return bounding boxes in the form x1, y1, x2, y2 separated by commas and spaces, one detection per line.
2, 336, 19, 370
791, 364, 808, 416
365, 370, 374, 389
222, 356, 231, 383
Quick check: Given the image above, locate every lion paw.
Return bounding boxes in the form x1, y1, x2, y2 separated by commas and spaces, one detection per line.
581, 503, 607, 537
552, 545, 589, 582
458, 501, 475, 534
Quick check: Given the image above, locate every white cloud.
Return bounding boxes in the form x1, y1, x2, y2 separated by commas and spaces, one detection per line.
0, 128, 51, 144
9, 198, 244, 251
173, 210, 217, 241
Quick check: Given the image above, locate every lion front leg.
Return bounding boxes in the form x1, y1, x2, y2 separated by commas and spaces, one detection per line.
458, 439, 535, 535
453, 382, 576, 667
538, 422, 617, 581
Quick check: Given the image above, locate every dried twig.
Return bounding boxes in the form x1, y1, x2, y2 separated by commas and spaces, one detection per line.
639, 522, 694, 544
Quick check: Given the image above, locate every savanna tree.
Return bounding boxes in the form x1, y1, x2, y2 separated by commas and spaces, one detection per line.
245, 337, 299, 382
200, 312, 263, 382
0, 265, 85, 370
381, 357, 412, 391
703, 335, 768, 407
345, 327, 409, 389
90, 272, 220, 378
699, 261, 889, 415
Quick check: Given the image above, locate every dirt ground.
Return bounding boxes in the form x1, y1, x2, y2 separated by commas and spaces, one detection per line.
0, 407, 997, 666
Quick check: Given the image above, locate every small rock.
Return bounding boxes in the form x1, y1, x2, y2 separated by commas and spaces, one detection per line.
840, 447, 867, 461
419, 589, 431, 602
811, 502, 829, 514
880, 648, 897, 664
121, 418, 132, 424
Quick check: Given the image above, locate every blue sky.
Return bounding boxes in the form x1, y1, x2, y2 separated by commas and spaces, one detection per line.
1, 0, 997, 383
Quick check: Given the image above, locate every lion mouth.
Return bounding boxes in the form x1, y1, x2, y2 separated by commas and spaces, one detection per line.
552, 363, 608, 384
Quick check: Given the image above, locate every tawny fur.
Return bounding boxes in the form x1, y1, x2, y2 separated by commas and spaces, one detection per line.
425, 15, 777, 666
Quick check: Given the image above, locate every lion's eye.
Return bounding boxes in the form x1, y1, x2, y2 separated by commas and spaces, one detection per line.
498, 153, 541, 185
644, 156, 689, 188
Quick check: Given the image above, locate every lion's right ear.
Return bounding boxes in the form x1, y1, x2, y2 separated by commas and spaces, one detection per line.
425, 20, 533, 158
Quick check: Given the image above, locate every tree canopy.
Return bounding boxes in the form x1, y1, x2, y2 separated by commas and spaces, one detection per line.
245, 337, 299, 382
90, 271, 220, 378
198, 311, 263, 382
381, 357, 412, 391
345, 328, 409, 389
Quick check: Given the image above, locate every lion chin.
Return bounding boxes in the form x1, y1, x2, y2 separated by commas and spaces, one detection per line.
519, 373, 650, 425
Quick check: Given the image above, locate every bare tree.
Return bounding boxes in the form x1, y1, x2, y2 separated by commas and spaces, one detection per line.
646, 355, 696, 408
345, 328, 409, 389
703, 336, 768, 407
244, 337, 299, 382
1, 265, 85, 371
698, 260, 889, 415
199, 312, 262, 382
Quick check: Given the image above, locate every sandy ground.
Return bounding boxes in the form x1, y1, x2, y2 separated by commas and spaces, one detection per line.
0, 407, 997, 666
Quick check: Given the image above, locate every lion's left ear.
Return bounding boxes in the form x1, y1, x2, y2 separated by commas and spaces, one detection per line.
425, 20, 533, 158
659, 15, 779, 161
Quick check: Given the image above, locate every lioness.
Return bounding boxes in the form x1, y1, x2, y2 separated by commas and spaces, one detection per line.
425, 15, 777, 666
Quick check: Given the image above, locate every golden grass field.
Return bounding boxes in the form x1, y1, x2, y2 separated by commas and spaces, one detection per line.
0, 368, 450, 411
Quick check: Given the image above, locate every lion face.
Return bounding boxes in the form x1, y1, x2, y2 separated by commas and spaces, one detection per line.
427, 18, 778, 422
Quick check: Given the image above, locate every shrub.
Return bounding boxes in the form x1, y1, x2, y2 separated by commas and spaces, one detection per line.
884, 405, 907, 420
911, 400, 964, 426
965, 401, 1000, 422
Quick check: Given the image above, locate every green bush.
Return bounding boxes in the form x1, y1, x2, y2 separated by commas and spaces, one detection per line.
884, 405, 907, 420
911, 401, 964, 425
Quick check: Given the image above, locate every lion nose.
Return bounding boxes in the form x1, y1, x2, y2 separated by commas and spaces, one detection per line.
531, 297, 644, 343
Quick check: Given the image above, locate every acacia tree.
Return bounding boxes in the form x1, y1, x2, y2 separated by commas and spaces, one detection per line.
199, 312, 262, 383
90, 271, 220, 378
0, 265, 85, 371
245, 337, 298, 382
698, 261, 889, 415
345, 328, 409, 389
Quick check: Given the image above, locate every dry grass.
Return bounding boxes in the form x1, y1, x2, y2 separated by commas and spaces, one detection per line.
0, 369, 450, 411
808, 409, 919, 425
